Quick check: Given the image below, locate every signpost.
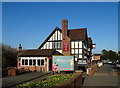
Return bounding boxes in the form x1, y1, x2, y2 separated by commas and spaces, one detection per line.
52, 55, 74, 71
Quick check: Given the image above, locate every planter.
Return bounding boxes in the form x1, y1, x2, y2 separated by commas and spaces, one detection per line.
55, 72, 83, 88
7, 67, 17, 76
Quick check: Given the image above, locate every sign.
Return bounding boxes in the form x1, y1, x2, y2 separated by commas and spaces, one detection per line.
52, 56, 74, 71
78, 60, 87, 65
62, 41, 69, 51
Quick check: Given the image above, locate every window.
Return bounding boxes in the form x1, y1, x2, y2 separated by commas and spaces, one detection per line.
41, 59, 44, 66
53, 42, 58, 49
25, 59, 28, 65
37, 59, 40, 66
33, 59, 36, 66
53, 42, 62, 49
29, 59, 32, 65
22, 59, 24, 65
58, 42, 62, 49
21, 58, 44, 66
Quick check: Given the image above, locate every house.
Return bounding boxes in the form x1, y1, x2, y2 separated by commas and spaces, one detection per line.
17, 19, 96, 71
17, 44, 62, 71
92, 54, 101, 61
38, 19, 95, 70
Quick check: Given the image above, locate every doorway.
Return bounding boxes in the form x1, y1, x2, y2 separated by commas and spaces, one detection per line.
49, 59, 52, 71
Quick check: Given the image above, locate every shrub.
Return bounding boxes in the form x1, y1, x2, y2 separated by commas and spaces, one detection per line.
16, 74, 73, 88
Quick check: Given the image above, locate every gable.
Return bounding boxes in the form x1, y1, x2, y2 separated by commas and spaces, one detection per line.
38, 27, 62, 49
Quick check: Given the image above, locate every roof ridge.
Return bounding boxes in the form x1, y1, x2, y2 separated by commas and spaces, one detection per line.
68, 28, 87, 31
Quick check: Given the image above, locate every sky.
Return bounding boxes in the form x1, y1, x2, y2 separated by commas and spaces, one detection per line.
2, 2, 118, 53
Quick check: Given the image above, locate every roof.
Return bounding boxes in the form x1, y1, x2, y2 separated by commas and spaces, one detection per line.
68, 28, 88, 40
18, 49, 61, 57
93, 54, 101, 56
38, 27, 88, 49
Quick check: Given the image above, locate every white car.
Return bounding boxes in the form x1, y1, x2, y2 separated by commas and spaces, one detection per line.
108, 61, 112, 64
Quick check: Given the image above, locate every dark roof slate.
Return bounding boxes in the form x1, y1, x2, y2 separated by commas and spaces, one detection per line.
18, 49, 58, 57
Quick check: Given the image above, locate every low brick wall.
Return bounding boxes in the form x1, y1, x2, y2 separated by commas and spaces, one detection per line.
18, 66, 47, 72
57, 72, 83, 88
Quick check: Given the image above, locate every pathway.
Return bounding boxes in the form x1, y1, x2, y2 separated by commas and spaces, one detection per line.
82, 64, 119, 87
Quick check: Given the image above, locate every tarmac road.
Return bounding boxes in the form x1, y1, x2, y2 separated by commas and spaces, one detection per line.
83, 64, 120, 87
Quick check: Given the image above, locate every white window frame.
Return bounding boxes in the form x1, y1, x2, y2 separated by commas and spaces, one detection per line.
21, 57, 45, 66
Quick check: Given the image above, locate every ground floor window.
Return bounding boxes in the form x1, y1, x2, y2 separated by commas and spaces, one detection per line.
21, 58, 45, 66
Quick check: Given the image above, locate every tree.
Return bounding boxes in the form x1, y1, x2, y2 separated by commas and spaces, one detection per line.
2, 43, 18, 69
100, 49, 118, 62
100, 49, 109, 60
108, 50, 118, 62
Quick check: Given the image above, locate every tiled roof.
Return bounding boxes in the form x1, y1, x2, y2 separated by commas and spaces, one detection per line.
18, 49, 60, 57
68, 28, 87, 40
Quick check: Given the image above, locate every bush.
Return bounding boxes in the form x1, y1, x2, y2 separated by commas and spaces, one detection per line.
16, 74, 74, 88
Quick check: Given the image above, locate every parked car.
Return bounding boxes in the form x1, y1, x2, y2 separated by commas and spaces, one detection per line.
108, 61, 112, 64
115, 62, 120, 68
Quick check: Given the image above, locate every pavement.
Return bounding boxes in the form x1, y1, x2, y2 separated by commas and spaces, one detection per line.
82, 64, 120, 87
2, 71, 51, 88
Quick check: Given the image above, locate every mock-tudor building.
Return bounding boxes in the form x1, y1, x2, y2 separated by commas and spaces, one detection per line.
17, 19, 96, 71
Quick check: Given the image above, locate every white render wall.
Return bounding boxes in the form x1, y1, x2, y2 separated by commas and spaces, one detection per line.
71, 41, 82, 48
56, 50, 62, 53
42, 30, 62, 49
79, 55, 82, 58
79, 41, 82, 48
75, 41, 78, 48
71, 42, 74, 48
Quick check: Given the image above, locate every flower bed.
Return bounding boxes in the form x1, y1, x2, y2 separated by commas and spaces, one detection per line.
16, 74, 74, 88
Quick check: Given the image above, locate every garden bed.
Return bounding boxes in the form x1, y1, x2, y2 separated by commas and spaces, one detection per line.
16, 72, 82, 88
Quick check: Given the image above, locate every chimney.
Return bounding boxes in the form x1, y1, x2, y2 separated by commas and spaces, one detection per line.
18, 44, 22, 54
62, 19, 68, 39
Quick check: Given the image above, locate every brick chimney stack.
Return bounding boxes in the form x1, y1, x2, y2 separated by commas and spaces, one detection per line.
62, 19, 68, 39
18, 44, 22, 55
62, 19, 71, 55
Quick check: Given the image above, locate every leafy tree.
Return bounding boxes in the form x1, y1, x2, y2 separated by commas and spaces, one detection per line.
100, 49, 118, 62
108, 50, 118, 62
100, 49, 109, 60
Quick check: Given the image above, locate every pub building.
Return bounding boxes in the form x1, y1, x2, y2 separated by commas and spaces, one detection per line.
17, 19, 96, 72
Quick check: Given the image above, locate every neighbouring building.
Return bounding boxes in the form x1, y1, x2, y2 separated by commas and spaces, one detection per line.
92, 54, 101, 61
17, 19, 96, 71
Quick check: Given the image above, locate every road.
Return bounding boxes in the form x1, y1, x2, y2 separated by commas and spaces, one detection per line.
83, 64, 120, 87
